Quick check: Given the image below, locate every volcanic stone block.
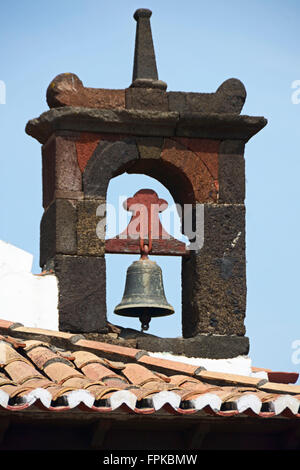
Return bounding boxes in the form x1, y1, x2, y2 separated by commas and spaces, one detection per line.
137, 336, 184, 355
132, 9, 158, 82
136, 136, 164, 159
83, 138, 139, 198
40, 199, 77, 268
77, 199, 106, 256
200, 204, 245, 258
136, 335, 249, 359
47, 73, 125, 109
161, 138, 219, 203
125, 88, 168, 111
168, 79, 246, 114
55, 255, 107, 333
182, 250, 246, 338
42, 134, 82, 208
218, 140, 245, 203
181, 203, 246, 339
183, 335, 249, 359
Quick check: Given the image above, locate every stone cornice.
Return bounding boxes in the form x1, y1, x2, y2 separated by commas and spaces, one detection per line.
26, 106, 267, 144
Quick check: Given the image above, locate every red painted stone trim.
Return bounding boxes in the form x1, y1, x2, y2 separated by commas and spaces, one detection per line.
161, 137, 220, 203
75, 133, 129, 172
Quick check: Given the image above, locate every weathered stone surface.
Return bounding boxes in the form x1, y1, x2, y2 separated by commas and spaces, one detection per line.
182, 204, 246, 337
55, 255, 107, 333
26, 107, 267, 145
219, 140, 245, 155
46, 73, 83, 108
215, 78, 247, 113
136, 136, 164, 159
162, 138, 219, 203
46, 73, 125, 109
168, 78, 246, 114
75, 132, 129, 173
175, 113, 267, 141
83, 138, 139, 198
77, 199, 106, 256
219, 140, 245, 203
200, 204, 245, 257
183, 335, 249, 359
132, 9, 158, 83
42, 134, 82, 208
126, 88, 168, 111
137, 336, 184, 355
182, 251, 246, 338
26, 108, 179, 144
54, 189, 84, 200
125, 157, 195, 206
42, 136, 56, 209
40, 199, 77, 268
136, 335, 249, 359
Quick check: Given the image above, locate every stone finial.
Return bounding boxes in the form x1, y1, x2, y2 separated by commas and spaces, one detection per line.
131, 9, 167, 90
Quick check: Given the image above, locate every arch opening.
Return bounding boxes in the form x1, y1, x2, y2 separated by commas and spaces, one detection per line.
105, 172, 189, 338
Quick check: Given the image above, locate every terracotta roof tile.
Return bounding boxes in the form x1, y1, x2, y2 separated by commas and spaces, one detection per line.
122, 363, 162, 386
0, 340, 28, 366
252, 366, 299, 384
101, 377, 128, 387
0, 320, 17, 329
81, 363, 122, 382
72, 350, 104, 368
0, 320, 299, 418
267, 371, 299, 385
71, 350, 127, 385
43, 362, 83, 384
5, 360, 44, 384
74, 338, 141, 361
169, 374, 205, 387
26, 344, 74, 370
196, 370, 267, 388
138, 355, 199, 376
258, 381, 300, 395
10, 325, 74, 340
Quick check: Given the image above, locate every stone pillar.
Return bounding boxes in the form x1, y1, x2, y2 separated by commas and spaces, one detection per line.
39, 132, 108, 333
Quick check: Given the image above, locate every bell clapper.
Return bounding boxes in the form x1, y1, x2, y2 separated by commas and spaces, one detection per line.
140, 243, 149, 260
139, 311, 151, 332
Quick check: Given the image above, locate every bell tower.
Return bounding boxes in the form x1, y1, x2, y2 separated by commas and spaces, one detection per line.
26, 9, 267, 358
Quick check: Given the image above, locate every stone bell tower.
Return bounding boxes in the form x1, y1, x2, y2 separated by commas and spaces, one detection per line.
26, 9, 267, 358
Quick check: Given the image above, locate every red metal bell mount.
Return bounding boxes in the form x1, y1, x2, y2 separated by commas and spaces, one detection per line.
105, 189, 188, 256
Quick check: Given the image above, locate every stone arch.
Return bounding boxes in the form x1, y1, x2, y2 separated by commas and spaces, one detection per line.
82, 136, 211, 241
82, 135, 218, 207
82, 137, 197, 337
83, 138, 140, 198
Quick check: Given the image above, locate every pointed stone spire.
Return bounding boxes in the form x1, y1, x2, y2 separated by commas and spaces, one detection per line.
131, 9, 167, 90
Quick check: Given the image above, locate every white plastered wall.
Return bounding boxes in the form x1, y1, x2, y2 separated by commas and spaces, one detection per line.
0, 240, 59, 330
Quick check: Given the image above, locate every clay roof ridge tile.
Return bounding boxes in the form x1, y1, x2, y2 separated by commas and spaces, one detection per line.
258, 381, 300, 395
23, 340, 51, 352
0, 335, 26, 349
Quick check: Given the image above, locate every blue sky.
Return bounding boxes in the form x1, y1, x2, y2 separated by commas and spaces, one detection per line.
1, 0, 300, 377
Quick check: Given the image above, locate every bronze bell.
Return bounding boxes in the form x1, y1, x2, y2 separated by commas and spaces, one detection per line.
114, 247, 174, 331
